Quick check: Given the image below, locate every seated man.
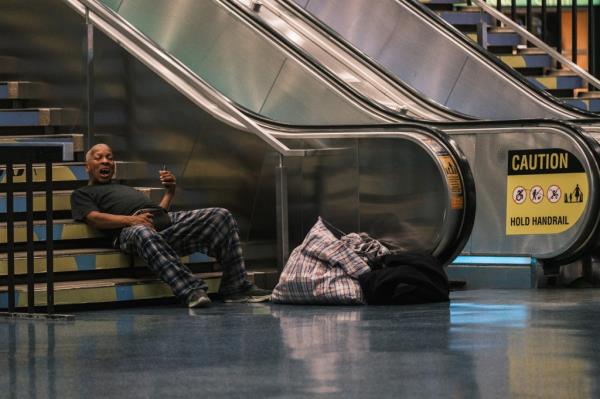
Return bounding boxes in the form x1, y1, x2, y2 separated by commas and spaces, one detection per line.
70, 143, 271, 308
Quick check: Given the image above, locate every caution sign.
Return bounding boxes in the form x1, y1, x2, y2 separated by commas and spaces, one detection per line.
438, 155, 464, 210
506, 148, 587, 235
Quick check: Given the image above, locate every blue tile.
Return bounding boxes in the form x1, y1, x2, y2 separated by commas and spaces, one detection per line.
115, 285, 134, 301
0, 111, 40, 126
76, 254, 96, 271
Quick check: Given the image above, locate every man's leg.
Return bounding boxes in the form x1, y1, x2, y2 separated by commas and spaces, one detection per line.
164, 207, 252, 296
119, 225, 207, 301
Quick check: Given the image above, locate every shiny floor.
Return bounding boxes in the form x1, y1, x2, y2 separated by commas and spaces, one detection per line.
2, 289, 600, 398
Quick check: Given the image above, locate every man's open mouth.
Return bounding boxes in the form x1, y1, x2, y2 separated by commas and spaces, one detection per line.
99, 167, 112, 177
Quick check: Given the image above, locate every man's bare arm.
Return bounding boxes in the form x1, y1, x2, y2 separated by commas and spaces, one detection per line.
158, 170, 177, 210
84, 210, 154, 230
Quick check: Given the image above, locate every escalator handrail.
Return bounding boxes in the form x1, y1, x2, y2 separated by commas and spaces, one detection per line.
224, 0, 599, 129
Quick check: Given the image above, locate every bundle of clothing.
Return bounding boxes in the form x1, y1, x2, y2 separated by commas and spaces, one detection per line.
271, 217, 449, 305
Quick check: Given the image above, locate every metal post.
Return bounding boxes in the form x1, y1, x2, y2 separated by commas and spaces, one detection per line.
542, 0, 547, 41
45, 161, 54, 314
573, 0, 578, 63
275, 154, 289, 271
85, 9, 95, 149
558, 0, 563, 68
588, 0, 595, 87
26, 162, 34, 313
477, 21, 489, 49
527, 0, 532, 33
511, 0, 516, 23
496, 0, 502, 27
6, 162, 15, 312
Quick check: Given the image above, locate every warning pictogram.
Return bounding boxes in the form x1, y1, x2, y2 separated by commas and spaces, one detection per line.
547, 185, 561, 203
512, 186, 526, 204
529, 185, 543, 204
564, 184, 584, 203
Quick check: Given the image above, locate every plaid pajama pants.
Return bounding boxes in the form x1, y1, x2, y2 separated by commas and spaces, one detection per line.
119, 207, 252, 301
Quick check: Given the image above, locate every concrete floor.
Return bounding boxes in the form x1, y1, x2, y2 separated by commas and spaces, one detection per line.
2, 289, 600, 398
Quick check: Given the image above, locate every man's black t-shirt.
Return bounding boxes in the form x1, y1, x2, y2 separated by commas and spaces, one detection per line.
71, 182, 158, 223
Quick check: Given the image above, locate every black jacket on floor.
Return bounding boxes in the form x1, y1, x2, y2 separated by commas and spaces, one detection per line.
358, 252, 449, 305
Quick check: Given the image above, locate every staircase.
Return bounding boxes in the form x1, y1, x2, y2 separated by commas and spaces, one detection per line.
421, 0, 600, 113
0, 63, 275, 311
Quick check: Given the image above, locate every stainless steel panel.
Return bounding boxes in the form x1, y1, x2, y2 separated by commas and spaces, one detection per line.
113, 0, 380, 124
357, 138, 446, 252
445, 58, 557, 119
304, 0, 399, 61
300, 0, 574, 120
118, 0, 226, 72
260, 60, 378, 124
451, 127, 595, 258
377, 14, 469, 108
93, 29, 276, 245
283, 136, 450, 254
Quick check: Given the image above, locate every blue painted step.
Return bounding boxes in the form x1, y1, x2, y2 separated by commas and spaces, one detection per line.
439, 11, 493, 25
0, 82, 43, 100
562, 98, 600, 112
527, 75, 583, 90
0, 108, 66, 127
487, 31, 521, 47
498, 53, 552, 69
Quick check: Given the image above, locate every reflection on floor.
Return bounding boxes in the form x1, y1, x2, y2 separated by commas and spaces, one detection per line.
2, 289, 600, 398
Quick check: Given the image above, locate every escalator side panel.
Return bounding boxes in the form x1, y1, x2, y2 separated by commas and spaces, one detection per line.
93, 29, 277, 246
260, 61, 377, 125
453, 129, 596, 258
112, 0, 379, 125
299, 0, 569, 120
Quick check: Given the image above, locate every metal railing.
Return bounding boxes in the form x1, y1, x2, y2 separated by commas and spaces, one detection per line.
0, 145, 73, 320
476, 0, 600, 90
486, 0, 597, 88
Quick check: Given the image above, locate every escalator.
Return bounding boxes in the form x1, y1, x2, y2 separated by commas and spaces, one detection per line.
0, 0, 474, 307
285, 0, 600, 119
85, 0, 600, 268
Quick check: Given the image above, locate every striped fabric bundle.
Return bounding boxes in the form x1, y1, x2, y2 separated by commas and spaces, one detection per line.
272, 218, 371, 305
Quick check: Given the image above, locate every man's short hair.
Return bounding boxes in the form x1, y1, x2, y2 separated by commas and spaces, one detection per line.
85, 144, 112, 163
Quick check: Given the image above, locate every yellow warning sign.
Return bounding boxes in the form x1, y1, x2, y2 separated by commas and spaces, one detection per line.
506, 149, 587, 235
438, 155, 464, 210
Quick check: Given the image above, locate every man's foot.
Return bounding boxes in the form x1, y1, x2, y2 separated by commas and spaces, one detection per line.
188, 290, 211, 308
222, 284, 271, 303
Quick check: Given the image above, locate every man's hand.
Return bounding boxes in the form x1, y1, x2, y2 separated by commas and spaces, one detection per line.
128, 212, 154, 228
159, 170, 176, 193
